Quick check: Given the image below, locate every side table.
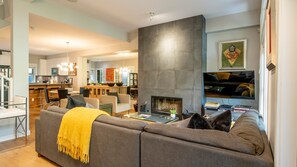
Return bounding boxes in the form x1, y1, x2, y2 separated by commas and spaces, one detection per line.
99, 103, 113, 115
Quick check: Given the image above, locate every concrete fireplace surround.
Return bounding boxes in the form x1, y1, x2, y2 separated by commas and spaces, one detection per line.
138, 15, 207, 114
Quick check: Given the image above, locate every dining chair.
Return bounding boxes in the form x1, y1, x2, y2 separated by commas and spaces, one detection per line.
80, 87, 90, 97
58, 89, 68, 100
44, 88, 59, 109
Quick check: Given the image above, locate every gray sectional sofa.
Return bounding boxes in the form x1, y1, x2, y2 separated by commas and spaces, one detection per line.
35, 107, 273, 167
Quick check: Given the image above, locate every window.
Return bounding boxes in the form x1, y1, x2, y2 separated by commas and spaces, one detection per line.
96, 69, 103, 83
28, 67, 36, 83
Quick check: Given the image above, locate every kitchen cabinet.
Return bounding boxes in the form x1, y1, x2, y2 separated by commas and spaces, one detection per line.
129, 73, 138, 87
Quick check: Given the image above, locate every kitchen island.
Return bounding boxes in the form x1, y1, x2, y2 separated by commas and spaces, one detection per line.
29, 83, 72, 109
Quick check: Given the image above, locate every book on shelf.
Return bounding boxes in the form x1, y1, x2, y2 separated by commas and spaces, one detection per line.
218, 104, 233, 111
232, 105, 253, 112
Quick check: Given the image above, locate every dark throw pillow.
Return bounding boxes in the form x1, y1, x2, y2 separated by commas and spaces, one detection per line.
107, 92, 120, 103
187, 113, 212, 129
66, 95, 86, 109
211, 110, 232, 132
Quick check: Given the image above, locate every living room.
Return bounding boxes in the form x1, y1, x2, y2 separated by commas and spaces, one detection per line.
0, 0, 296, 167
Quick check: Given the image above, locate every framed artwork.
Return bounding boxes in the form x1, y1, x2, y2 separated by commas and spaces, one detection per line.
106, 68, 115, 82
51, 68, 59, 75
266, 0, 276, 70
219, 39, 247, 70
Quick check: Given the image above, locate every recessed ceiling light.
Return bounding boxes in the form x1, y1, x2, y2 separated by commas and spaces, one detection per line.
149, 12, 155, 22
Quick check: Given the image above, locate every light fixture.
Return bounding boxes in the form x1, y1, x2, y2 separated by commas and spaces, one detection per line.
149, 12, 155, 22
57, 42, 78, 73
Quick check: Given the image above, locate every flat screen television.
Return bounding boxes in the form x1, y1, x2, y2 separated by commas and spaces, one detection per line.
203, 71, 255, 99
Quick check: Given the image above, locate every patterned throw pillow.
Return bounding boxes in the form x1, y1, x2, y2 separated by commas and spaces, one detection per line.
211, 110, 232, 132
187, 113, 212, 129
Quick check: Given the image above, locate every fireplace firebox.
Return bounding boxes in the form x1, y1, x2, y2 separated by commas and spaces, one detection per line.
151, 96, 182, 115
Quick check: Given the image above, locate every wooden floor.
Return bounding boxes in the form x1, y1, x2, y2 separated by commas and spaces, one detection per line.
0, 108, 59, 167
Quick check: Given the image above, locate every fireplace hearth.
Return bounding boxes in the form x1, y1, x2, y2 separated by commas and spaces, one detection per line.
151, 96, 182, 115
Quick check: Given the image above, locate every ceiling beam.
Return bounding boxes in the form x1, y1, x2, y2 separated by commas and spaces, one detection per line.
27, 0, 128, 42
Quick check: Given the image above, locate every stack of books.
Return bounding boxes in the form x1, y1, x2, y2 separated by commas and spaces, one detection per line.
204, 102, 220, 110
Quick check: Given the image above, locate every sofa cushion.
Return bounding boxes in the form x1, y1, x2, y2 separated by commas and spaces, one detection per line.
187, 113, 212, 129
229, 110, 265, 155
47, 106, 69, 114
144, 124, 256, 155
211, 110, 232, 132
168, 118, 191, 128
96, 115, 148, 131
107, 92, 120, 103
66, 95, 86, 109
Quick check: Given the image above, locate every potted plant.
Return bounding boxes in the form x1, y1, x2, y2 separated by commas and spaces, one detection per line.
170, 109, 177, 118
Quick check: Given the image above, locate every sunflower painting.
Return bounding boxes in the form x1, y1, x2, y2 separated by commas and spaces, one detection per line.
219, 39, 247, 70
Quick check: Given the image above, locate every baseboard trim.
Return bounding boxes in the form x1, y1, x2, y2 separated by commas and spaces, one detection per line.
0, 130, 31, 142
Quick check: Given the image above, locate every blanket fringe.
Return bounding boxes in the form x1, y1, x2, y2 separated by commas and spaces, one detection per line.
57, 137, 89, 163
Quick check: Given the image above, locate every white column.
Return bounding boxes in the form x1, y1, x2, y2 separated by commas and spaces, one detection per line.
11, 0, 29, 97
274, 0, 297, 166
11, 0, 29, 138
81, 57, 88, 86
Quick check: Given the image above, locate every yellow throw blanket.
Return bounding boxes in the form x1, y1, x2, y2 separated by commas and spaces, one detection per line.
57, 107, 109, 163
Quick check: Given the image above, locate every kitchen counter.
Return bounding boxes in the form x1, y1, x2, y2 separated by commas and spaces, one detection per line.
29, 83, 72, 86
29, 83, 72, 109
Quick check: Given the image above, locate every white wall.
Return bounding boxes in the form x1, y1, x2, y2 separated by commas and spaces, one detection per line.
29, 55, 46, 65
29, 55, 46, 75
0, 54, 10, 65
45, 57, 68, 75
95, 58, 138, 72
264, 0, 297, 166
206, 10, 260, 33
206, 12, 260, 108
0, 54, 44, 65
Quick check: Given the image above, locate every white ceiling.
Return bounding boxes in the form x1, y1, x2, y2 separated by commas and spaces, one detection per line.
0, 14, 126, 56
0, 0, 261, 60
47, 0, 261, 32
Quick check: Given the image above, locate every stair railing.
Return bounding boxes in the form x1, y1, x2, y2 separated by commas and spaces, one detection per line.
0, 73, 12, 103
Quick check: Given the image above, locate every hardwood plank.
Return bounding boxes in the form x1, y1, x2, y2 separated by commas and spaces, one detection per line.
0, 108, 58, 166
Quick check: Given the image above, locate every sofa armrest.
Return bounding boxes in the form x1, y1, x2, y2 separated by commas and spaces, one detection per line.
118, 94, 130, 104
35, 117, 41, 153
99, 95, 117, 113
84, 98, 100, 109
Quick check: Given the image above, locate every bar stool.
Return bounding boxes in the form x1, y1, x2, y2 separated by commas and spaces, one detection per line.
58, 89, 68, 100
44, 88, 59, 109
